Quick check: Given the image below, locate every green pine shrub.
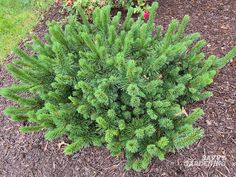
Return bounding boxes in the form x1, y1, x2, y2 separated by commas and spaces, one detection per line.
1, 2, 236, 171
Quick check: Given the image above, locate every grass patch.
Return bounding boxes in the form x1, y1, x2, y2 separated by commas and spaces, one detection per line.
0, 0, 53, 62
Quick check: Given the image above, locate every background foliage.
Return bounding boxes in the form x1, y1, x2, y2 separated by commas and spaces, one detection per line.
65, 0, 154, 15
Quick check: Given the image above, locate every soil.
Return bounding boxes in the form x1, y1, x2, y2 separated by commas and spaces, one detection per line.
0, 0, 236, 177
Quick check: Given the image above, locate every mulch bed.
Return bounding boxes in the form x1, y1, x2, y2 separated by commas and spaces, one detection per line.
0, 0, 236, 176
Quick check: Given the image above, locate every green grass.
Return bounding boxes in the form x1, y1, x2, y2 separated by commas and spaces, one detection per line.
0, 0, 53, 62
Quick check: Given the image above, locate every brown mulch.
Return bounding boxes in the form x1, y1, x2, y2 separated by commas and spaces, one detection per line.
0, 0, 236, 176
